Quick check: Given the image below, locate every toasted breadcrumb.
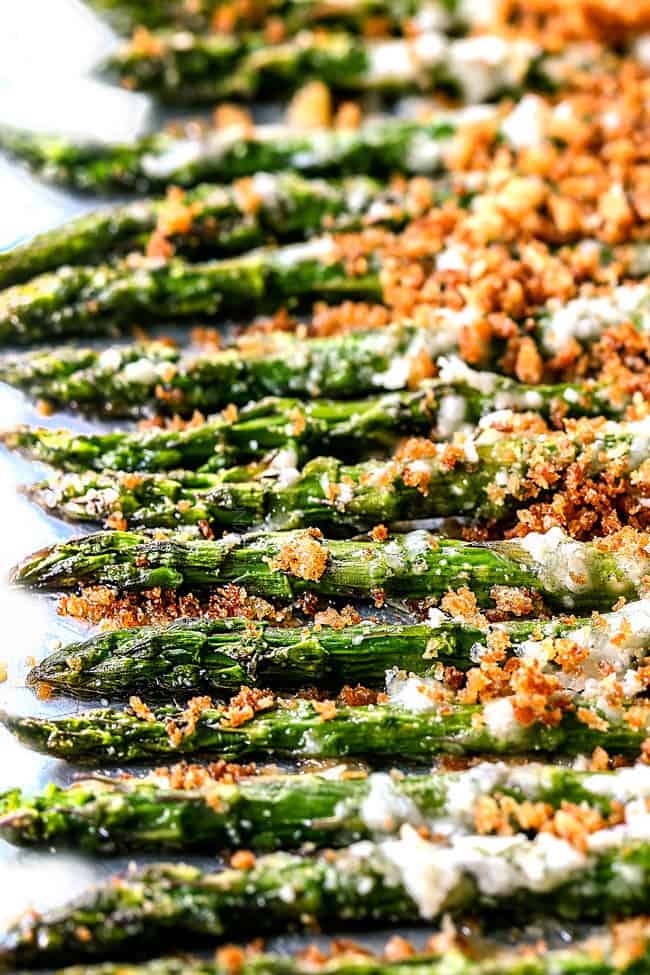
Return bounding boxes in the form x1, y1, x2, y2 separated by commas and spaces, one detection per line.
312, 699, 337, 721
287, 81, 332, 130
222, 686, 276, 729
313, 605, 361, 629
129, 696, 155, 722
230, 850, 257, 870
270, 529, 329, 581
58, 584, 291, 629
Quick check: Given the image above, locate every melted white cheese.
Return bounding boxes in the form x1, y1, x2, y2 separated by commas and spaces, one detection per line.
142, 138, 203, 178
501, 94, 547, 149
482, 696, 523, 741
360, 773, 425, 832
436, 394, 468, 438
519, 599, 650, 678
438, 355, 498, 394
448, 36, 540, 103
541, 285, 650, 354
385, 673, 442, 713
380, 825, 587, 919
120, 358, 161, 386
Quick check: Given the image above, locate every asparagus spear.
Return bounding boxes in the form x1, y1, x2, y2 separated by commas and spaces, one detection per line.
1, 226, 647, 355
1, 386, 445, 470
88, 0, 488, 34
4, 362, 623, 474
25, 415, 650, 532
4, 817, 650, 967
24, 614, 487, 698
25, 597, 650, 700
0, 329, 415, 414
23, 604, 585, 698
0, 759, 641, 853
0, 235, 399, 343
0, 768, 403, 854
0, 363, 614, 470
2, 685, 647, 764
0, 327, 437, 411
12, 524, 648, 610
0, 288, 639, 413
103, 30, 543, 105
0, 114, 464, 194
23, 924, 650, 975
0, 173, 453, 290
25, 614, 465, 698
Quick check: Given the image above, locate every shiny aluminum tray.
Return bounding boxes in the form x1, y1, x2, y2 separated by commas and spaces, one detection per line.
0, 1, 598, 962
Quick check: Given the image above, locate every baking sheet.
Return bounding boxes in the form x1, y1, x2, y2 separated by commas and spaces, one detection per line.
0, 2, 601, 962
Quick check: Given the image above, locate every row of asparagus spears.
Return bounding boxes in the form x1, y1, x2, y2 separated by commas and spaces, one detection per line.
2, 230, 649, 345
0, 171, 465, 289
24, 934, 650, 975
5, 782, 650, 967
0, 362, 630, 472
4, 590, 650, 965
20, 591, 650, 698
13, 935, 650, 975
0, 376, 481, 469
4, 678, 648, 764
100, 29, 547, 105
0, 757, 644, 852
0, 113, 468, 193
4, 522, 650, 764
0, 83, 638, 196
1, 260, 649, 390
10, 523, 646, 609
16, 413, 650, 531
5, 46, 650, 975
10, 741, 650, 966
88, 0, 493, 34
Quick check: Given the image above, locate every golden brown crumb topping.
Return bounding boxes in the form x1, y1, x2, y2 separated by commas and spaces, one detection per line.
313, 605, 362, 628
473, 792, 623, 851
145, 760, 258, 789
269, 529, 329, 581
221, 686, 276, 728
287, 81, 333, 130
58, 584, 293, 629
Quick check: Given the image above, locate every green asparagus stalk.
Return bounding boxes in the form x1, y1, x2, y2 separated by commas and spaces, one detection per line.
3, 65, 639, 196
23, 614, 484, 698
0, 173, 454, 290
26, 926, 650, 975
3, 364, 624, 474
25, 614, 467, 698
12, 524, 649, 611
24, 415, 650, 532
0, 378, 613, 474
0, 235, 395, 343
7, 242, 648, 350
102, 30, 545, 105
4, 815, 650, 968
1, 386, 445, 469
88, 0, 489, 34
0, 298, 639, 414
0, 114, 464, 194
0, 768, 405, 854
0, 327, 436, 411
0, 329, 409, 414
25, 598, 608, 698
0, 759, 642, 853
3, 679, 646, 764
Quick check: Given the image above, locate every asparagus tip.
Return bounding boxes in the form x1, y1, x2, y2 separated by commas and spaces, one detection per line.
0, 709, 55, 755
8, 541, 58, 588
